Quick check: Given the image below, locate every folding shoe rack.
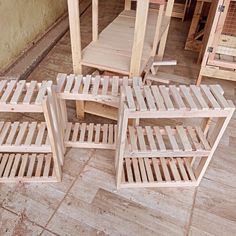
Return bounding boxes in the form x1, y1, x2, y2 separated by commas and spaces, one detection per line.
0, 80, 63, 182
115, 84, 235, 188
56, 73, 142, 150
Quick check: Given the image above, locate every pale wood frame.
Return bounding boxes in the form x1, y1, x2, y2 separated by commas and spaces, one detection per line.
197, 0, 236, 85
115, 84, 235, 188
0, 80, 63, 182
67, 0, 174, 118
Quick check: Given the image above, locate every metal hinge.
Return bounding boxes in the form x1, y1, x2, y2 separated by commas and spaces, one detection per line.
208, 47, 213, 53
218, 5, 225, 12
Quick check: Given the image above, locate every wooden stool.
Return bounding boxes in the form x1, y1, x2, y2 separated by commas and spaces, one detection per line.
0, 80, 63, 182
56, 73, 143, 150
115, 84, 235, 188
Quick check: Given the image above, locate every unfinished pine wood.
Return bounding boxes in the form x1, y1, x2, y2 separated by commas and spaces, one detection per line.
64, 122, 117, 150
121, 157, 197, 188
197, 0, 236, 84
0, 153, 57, 183
116, 83, 235, 189
123, 84, 234, 118
57, 74, 142, 108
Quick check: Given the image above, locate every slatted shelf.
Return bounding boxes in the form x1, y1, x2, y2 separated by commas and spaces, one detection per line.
0, 121, 51, 153
123, 84, 235, 118
121, 157, 197, 188
125, 125, 211, 158
0, 80, 52, 112
0, 153, 57, 183
56, 74, 143, 107
64, 123, 117, 150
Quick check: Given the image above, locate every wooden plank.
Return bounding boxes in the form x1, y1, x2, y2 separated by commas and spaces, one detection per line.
159, 85, 174, 110
15, 122, 28, 145
56, 73, 67, 92
209, 85, 229, 109
35, 81, 50, 104
184, 158, 196, 181
133, 86, 147, 111
72, 75, 83, 93
195, 126, 211, 150
151, 85, 166, 110
177, 158, 189, 181
43, 154, 52, 177
102, 124, 108, 144
92, 76, 101, 96
5, 122, 20, 145
144, 86, 156, 111
169, 158, 181, 181
24, 122, 37, 145
200, 85, 221, 110
152, 158, 163, 182
35, 154, 44, 177
18, 154, 28, 177
102, 76, 109, 95
179, 85, 198, 110
132, 158, 141, 182
190, 85, 209, 110
64, 74, 75, 93
72, 123, 80, 142
124, 86, 136, 111
0, 122, 11, 145
186, 126, 202, 151
0, 80, 7, 96
144, 158, 154, 182
0, 154, 9, 177
94, 124, 101, 144
23, 81, 37, 104
160, 157, 171, 181
153, 126, 166, 151
64, 122, 72, 142
165, 126, 179, 151
145, 126, 157, 151
128, 126, 138, 151
125, 158, 133, 183
79, 123, 87, 142
35, 123, 46, 146
3, 154, 14, 177
0, 80, 17, 103
169, 85, 186, 110
10, 80, 26, 104
138, 158, 148, 182
88, 123, 94, 143
26, 154, 37, 177
136, 126, 147, 151
176, 126, 192, 151
82, 75, 91, 94
111, 76, 119, 96
9, 154, 21, 177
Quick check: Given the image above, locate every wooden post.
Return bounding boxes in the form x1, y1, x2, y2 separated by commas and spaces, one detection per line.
67, 0, 84, 118
130, 0, 149, 77
152, 3, 165, 56
125, 0, 132, 10
92, 0, 98, 41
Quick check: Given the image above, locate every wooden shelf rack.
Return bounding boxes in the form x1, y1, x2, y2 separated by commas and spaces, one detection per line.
115, 84, 235, 188
0, 80, 63, 183
197, 0, 236, 84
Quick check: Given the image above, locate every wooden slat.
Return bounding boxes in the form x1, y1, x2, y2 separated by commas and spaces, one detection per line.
179, 85, 198, 111
0, 122, 11, 145
145, 126, 157, 151
165, 126, 179, 151
152, 158, 163, 182
14, 122, 28, 145
35, 123, 46, 146
153, 126, 166, 151
128, 126, 138, 151
160, 157, 171, 181
94, 124, 101, 143
209, 85, 229, 109
186, 126, 202, 151
92, 76, 101, 96
125, 158, 133, 183
35, 154, 44, 177
18, 154, 28, 177
159, 85, 174, 110
124, 86, 136, 111
79, 123, 87, 142
64, 122, 73, 142
10, 80, 26, 104
176, 126, 192, 151
138, 158, 148, 182
144, 158, 154, 182
177, 158, 189, 181
184, 158, 196, 181
151, 85, 166, 111
102, 124, 108, 144
9, 154, 21, 177
82, 75, 91, 94
169, 85, 186, 110
43, 154, 52, 177
5, 122, 20, 145
200, 85, 221, 110
102, 76, 109, 95
23, 81, 37, 104
190, 85, 209, 110
169, 158, 181, 181
0, 80, 7, 96
144, 86, 156, 111
0, 80, 17, 103
72, 75, 83, 94
3, 154, 14, 177
0, 154, 9, 177
24, 122, 37, 145
133, 86, 147, 111
132, 158, 141, 182
26, 154, 37, 177
64, 74, 75, 93
35, 81, 50, 104
88, 123, 94, 142
111, 76, 119, 96
195, 126, 211, 150
136, 126, 146, 151
72, 123, 80, 142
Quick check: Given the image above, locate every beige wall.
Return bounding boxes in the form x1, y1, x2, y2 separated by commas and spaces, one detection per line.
0, 0, 67, 72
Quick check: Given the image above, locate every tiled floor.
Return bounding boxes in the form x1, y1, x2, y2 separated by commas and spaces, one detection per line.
1, 0, 236, 235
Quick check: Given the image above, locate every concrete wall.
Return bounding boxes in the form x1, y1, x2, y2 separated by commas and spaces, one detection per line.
0, 0, 67, 72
